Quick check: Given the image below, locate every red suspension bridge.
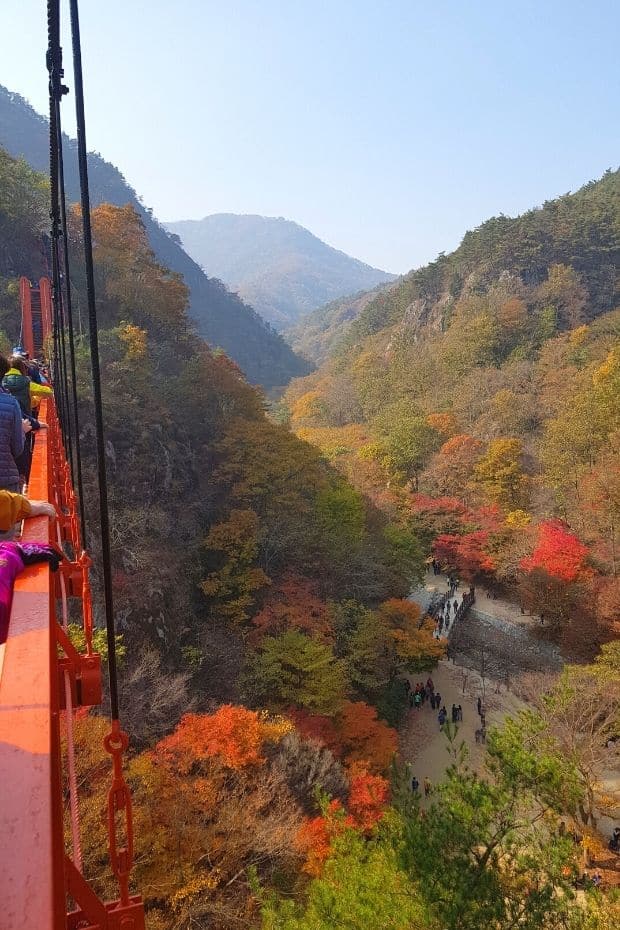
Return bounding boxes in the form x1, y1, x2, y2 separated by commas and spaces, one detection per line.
0, 1, 145, 926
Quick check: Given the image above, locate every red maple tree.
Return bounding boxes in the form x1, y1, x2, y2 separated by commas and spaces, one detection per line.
520, 521, 591, 583
433, 530, 495, 579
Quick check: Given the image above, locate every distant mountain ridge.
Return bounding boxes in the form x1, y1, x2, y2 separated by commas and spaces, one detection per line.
0, 85, 308, 388
164, 213, 396, 327
285, 282, 398, 365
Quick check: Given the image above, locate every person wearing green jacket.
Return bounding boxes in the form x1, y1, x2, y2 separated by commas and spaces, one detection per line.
2, 356, 52, 483
2, 356, 52, 417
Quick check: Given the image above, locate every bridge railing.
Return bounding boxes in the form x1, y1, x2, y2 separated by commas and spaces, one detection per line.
0, 397, 142, 929
0, 400, 63, 929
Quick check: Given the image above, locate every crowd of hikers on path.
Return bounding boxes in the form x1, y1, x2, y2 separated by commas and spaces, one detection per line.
405, 677, 468, 730
407, 676, 492, 795
426, 564, 476, 639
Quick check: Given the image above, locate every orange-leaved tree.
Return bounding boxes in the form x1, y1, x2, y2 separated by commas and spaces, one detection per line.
250, 573, 332, 643
425, 434, 484, 501
156, 705, 291, 772
336, 701, 398, 772
377, 598, 445, 669
346, 770, 390, 831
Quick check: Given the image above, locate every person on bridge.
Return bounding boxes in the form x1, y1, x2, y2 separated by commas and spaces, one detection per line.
0, 357, 26, 494
11, 346, 45, 385
2, 357, 52, 482
2, 356, 52, 417
0, 490, 55, 528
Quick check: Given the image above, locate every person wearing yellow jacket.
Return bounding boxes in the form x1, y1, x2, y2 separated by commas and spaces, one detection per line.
0, 490, 55, 530
2, 356, 53, 417
2, 356, 53, 483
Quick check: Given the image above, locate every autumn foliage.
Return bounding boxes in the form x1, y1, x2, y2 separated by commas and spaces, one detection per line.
296, 771, 389, 875
288, 701, 398, 773
347, 770, 389, 830
337, 701, 398, 772
520, 520, 591, 582
433, 530, 496, 580
287, 708, 341, 754
251, 574, 332, 642
156, 705, 290, 772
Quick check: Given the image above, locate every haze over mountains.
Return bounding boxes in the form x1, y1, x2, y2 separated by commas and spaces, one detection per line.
0, 85, 308, 388
164, 213, 396, 328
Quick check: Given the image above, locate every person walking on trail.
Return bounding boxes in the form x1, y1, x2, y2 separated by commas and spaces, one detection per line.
411, 776, 419, 793
423, 777, 432, 797
451, 703, 458, 723
457, 704, 463, 721
414, 691, 422, 710
438, 708, 447, 727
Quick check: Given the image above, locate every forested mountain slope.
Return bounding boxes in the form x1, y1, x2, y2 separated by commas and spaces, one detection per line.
165, 213, 396, 327
0, 85, 308, 388
3, 145, 618, 930
345, 168, 620, 346
285, 169, 620, 655
285, 282, 397, 364
0, 147, 436, 926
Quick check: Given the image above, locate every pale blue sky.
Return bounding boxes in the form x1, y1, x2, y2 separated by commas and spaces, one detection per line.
1, 1, 619, 273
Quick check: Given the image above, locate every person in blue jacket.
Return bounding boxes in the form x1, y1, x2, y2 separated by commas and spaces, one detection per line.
0, 356, 26, 493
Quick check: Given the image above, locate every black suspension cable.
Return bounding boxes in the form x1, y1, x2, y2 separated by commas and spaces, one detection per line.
52, 255, 69, 431
48, 55, 76, 485
47, 64, 71, 455
50, 41, 88, 548
55, 247, 75, 478
68, 0, 120, 721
